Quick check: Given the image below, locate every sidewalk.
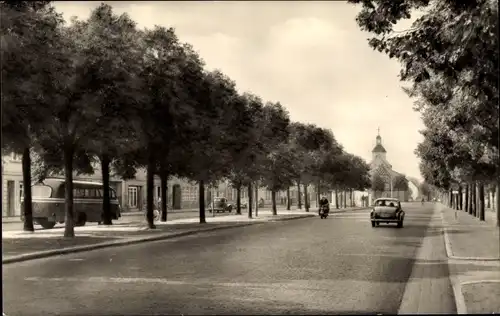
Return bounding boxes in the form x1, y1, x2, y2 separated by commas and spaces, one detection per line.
438, 203, 500, 314
3, 208, 334, 264
440, 205, 499, 259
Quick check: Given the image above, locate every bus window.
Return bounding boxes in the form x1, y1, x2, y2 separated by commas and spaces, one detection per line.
32, 185, 52, 198
73, 188, 86, 198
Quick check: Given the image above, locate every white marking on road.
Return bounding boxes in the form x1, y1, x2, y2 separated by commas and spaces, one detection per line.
68, 258, 85, 261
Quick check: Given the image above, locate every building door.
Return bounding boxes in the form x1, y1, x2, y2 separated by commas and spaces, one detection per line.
6, 181, 15, 217
172, 184, 181, 210
127, 186, 138, 209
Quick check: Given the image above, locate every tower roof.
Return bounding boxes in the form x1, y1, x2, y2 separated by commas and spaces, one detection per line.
372, 143, 387, 153
372, 130, 386, 153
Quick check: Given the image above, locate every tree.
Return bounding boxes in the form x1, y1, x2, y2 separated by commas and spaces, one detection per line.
72, 4, 145, 226
349, 0, 499, 225
183, 70, 249, 223
227, 93, 266, 217
393, 175, 409, 192
371, 175, 385, 198
135, 27, 205, 228
262, 144, 298, 215
1, 1, 64, 232
419, 182, 431, 201
260, 102, 293, 215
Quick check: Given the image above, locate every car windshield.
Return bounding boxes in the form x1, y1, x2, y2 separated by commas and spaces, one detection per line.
375, 200, 397, 207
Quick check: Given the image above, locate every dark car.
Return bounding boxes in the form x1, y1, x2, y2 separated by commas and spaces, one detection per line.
209, 197, 233, 213
370, 198, 405, 228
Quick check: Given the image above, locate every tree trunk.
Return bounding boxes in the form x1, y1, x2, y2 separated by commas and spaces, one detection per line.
472, 183, 477, 216
350, 189, 354, 207
254, 183, 259, 217
448, 189, 453, 208
468, 183, 474, 215
236, 184, 242, 215
63, 144, 75, 238
160, 170, 168, 222
335, 189, 339, 209
248, 182, 253, 219
464, 184, 469, 213
199, 180, 206, 224
297, 180, 302, 209
286, 187, 291, 210
146, 152, 156, 229
304, 184, 310, 212
495, 181, 500, 227
459, 185, 463, 210
101, 154, 112, 225
478, 182, 485, 221
271, 190, 277, 215
343, 191, 347, 208
21, 147, 34, 232
486, 185, 491, 209
316, 181, 321, 207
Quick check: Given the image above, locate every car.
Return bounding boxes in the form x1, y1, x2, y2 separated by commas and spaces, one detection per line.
209, 197, 233, 213
370, 198, 405, 228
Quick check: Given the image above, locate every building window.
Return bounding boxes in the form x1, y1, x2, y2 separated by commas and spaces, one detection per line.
182, 185, 198, 201
128, 186, 138, 208
19, 182, 24, 206
265, 190, 271, 200
157, 186, 161, 201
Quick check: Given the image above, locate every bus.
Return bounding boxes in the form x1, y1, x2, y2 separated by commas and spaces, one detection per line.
20, 178, 121, 229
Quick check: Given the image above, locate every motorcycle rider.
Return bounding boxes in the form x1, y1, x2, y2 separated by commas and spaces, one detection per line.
319, 195, 330, 215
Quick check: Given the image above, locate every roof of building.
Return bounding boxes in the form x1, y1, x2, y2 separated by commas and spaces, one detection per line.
372, 143, 387, 153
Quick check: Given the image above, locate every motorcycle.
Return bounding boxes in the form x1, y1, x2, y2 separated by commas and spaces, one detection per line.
319, 205, 329, 219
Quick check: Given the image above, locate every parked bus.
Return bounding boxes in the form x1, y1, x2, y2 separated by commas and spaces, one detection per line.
20, 178, 121, 229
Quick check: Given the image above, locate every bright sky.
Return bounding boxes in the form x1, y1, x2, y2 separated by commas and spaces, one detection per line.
53, 1, 425, 181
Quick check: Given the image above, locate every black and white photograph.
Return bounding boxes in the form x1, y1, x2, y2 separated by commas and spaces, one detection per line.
2, 0, 499, 315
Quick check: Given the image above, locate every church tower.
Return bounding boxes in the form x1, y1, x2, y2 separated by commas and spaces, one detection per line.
372, 128, 387, 161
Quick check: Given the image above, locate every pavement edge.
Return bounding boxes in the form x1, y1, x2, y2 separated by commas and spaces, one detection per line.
2, 214, 315, 265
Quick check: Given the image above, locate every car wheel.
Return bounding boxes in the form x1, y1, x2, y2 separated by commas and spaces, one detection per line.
371, 221, 375, 227
75, 212, 87, 227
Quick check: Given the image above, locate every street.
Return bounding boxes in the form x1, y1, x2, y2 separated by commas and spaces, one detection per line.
3, 203, 456, 315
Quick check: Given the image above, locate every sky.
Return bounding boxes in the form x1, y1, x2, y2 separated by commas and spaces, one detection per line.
53, 1, 425, 181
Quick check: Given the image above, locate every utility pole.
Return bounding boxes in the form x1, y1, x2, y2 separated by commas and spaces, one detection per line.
390, 175, 393, 198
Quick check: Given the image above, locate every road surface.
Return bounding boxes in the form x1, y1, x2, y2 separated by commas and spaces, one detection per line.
3, 203, 456, 315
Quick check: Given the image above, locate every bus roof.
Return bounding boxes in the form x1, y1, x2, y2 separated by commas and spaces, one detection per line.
42, 178, 105, 186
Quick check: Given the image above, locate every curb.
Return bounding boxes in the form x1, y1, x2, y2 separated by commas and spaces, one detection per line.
2, 214, 313, 265
440, 212, 500, 261
267, 214, 316, 221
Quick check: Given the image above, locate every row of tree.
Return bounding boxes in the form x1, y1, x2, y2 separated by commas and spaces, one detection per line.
350, 0, 500, 226
2, 1, 372, 237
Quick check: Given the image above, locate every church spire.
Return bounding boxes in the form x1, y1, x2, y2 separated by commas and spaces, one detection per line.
372, 128, 386, 153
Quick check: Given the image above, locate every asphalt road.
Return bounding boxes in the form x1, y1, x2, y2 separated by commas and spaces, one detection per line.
3, 203, 456, 315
